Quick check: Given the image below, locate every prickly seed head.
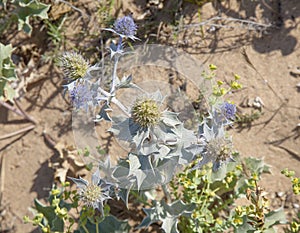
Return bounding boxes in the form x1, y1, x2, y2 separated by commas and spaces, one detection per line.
131, 98, 161, 128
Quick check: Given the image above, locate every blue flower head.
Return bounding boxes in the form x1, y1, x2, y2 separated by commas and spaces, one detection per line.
104, 15, 139, 41
68, 80, 95, 110
221, 102, 236, 120
114, 15, 137, 38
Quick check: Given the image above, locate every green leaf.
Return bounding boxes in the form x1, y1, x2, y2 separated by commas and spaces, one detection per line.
79, 215, 130, 233
264, 207, 287, 229
34, 199, 64, 231
50, 216, 64, 232
244, 157, 271, 175
234, 215, 255, 233
0, 43, 17, 101
34, 199, 56, 223
14, 0, 50, 34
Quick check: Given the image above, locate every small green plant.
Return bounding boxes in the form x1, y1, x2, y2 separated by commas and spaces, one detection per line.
284, 211, 300, 233
171, 154, 286, 232
96, 0, 115, 28
0, 0, 50, 35
281, 168, 300, 195
0, 43, 17, 101
235, 110, 262, 127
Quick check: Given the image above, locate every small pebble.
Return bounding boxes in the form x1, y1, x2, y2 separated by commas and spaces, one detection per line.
276, 191, 284, 197
293, 203, 300, 209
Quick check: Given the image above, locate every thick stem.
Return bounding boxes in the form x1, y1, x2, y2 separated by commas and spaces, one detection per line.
110, 36, 123, 95
96, 221, 99, 233
111, 97, 130, 117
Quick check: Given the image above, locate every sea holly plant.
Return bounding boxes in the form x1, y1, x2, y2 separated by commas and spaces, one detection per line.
25, 15, 288, 232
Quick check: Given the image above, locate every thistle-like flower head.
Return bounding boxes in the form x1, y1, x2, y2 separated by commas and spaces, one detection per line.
131, 98, 161, 128
114, 15, 137, 38
104, 15, 139, 41
69, 169, 112, 215
59, 52, 89, 81
192, 123, 234, 172
221, 102, 236, 120
68, 80, 94, 110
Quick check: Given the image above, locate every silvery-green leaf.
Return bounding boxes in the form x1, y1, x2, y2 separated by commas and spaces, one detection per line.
110, 117, 134, 141
133, 127, 150, 149
128, 153, 141, 171
158, 145, 171, 157
234, 216, 255, 233
185, 143, 204, 156
112, 159, 129, 179
68, 176, 88, 189
91, 169, 101, 185
139, 142, 159, 156
138, 201, 164, 228
178, 125, 197, 146
264, 207, 286, 228
128, 154, 153, 190
162, 200, 195, 216
117, 185, 133, 208
139, 200, 195, 232
161, 111, 181, 127
156, 157, 179, 183
209, 163, 227, 182
150, 90, 164, 103
116, 74, 133, 89
244, 157, 271, 174
161, 217, 179, 233
178, 147, 194, 165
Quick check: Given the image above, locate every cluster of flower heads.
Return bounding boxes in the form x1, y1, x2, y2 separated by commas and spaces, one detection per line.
190, 100, 237, 171
59, 14, 239, 210
59, 15, 139, 111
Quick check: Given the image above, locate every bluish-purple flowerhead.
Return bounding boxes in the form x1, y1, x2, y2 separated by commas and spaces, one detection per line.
114, 15, 137, 37
221, 102, 236, 120
68, 81, 94, 110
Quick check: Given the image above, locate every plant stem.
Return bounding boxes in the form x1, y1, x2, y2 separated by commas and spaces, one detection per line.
111, 97, 130, 117
162, 184, 171, 203
81, 224, 89, 233
96, 221, 99, 233
110, 55, 119, 95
